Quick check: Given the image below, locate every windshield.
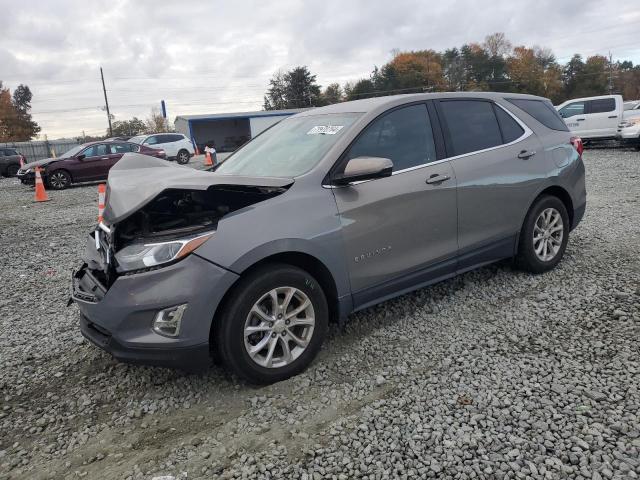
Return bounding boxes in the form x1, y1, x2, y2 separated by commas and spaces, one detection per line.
128, 135, 146, 144
216, 113, 361, 177
61, 145, 85, 158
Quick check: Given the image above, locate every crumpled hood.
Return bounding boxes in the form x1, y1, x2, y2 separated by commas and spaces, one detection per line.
103, 153, 294, 224
23, 157, 60, 169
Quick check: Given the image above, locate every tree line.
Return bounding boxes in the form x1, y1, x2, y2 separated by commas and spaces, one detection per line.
264, 32, 640, 110
0, 82, 40, 142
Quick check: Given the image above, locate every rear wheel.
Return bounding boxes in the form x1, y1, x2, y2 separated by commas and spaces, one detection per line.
215, 264, 328, 384
515, 195, 569, 273
5, 164, 19, 177
48, 170, 72, 190
176, 149, 190, 164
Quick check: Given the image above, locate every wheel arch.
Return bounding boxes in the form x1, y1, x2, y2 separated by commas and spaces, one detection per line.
209, 251, 343, 347
515, 184, 574, 255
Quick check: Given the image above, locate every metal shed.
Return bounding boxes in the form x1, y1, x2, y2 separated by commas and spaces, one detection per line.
174, 109, 307, 153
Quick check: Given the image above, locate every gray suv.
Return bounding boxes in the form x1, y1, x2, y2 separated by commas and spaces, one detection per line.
71, 92, 586, 384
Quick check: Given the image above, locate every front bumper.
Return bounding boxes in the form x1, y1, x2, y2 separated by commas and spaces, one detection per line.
71, 248, 239, 370
16, 170, 36, 184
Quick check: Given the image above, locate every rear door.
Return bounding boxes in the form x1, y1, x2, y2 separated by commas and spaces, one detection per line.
585, 98, 618, 138
331, 102, 458, 307
435, 98, 544, 269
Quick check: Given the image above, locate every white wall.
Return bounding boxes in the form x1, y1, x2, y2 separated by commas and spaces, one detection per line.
249, 115, 290, 137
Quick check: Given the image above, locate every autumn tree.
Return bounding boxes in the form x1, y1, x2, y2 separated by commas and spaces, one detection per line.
145, 107, 172, 133
0, 82, 40, 141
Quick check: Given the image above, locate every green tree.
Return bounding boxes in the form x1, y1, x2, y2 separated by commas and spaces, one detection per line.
344, 79, 376, 100
320, 83, 343, 105
111, 117, 147, 137
264, 67, 322, 110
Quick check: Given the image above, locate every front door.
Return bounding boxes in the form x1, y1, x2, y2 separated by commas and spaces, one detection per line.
331, 103, 458, 308
73, 144, 111, 181
558, 100, 587, 136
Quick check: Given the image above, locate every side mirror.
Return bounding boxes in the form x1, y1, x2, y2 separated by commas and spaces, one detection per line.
332, 156, 393, 186
76, 154, 86, 161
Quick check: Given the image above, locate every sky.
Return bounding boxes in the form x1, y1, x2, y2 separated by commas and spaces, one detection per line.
1, 0, 639, 139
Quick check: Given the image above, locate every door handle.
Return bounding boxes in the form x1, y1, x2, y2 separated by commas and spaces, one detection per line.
576, 118, 585, 121
517, 150, 536, 160
426, 174, 451, 185
100, 157, 109, 160
608, 115, 617, 119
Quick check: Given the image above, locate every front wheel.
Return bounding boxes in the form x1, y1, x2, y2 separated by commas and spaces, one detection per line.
215, 264, 328, 384
47, 170, 72, 190
515, 195, 569, 274
176, 149, 190, 164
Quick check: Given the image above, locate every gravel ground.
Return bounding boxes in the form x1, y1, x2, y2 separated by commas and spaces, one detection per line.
0, 149, 639, 480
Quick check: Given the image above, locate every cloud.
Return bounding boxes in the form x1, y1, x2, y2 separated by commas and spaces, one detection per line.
0, 0, 638, 137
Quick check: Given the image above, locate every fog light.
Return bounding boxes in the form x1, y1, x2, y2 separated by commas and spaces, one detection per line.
153, 304, 187, 337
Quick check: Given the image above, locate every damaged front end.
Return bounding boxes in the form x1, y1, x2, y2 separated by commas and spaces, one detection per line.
72, 153, 293, 301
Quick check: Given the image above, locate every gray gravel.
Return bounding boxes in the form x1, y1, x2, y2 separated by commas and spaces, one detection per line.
0, 149, 639, 480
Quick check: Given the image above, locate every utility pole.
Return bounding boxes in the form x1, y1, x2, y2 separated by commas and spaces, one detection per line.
608, 51, 613, 95
100, 67, 113, 137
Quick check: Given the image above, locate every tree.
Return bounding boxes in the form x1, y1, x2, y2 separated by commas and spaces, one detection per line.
111, 117, 147, 137
321, 83, 343, 105
483, 32, 512, 58
0, 82, 40, 141
145, 107, 172, 133
263, 71, 287, 110
344, 79, 376, 100
284, 66, 321, 108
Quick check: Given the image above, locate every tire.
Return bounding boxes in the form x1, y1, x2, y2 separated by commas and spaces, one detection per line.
5, 164, 19, 177
215, 264, 328, 384
515, 195, 570, 274
47, 170, 72, 190
176, 149, 190, 165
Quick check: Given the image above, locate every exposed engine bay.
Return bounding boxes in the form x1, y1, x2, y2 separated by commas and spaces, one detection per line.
114, 184, 287, 246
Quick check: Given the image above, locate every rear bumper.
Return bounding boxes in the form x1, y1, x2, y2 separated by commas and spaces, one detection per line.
71, 249, 239, 370
572, 201, 586, 230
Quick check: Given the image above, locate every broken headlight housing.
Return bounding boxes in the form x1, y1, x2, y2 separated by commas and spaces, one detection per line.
114, 232, 213, 273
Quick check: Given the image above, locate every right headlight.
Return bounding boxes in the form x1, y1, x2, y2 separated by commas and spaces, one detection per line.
114, 231, 214, 273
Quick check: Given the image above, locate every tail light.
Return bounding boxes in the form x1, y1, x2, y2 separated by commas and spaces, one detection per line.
570, 136, 583, 157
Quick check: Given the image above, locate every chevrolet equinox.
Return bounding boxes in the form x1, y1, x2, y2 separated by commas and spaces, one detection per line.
71, 92, 586, 384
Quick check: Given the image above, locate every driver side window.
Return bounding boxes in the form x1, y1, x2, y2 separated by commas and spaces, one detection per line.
559, 102, 585, 118
345, 104, 437, 172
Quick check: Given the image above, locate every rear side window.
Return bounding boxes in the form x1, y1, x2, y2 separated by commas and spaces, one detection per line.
588, 98, 615, 114
508, 98, 569, 131
439, 100, 502, 156
494, 106, 525, 143
346, 104, 437, 171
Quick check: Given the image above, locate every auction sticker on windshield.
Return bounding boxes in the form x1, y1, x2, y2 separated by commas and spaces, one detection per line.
307, 125, 344, 135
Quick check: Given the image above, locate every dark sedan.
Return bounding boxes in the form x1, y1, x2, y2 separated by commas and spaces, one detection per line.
17, 140, 166, 189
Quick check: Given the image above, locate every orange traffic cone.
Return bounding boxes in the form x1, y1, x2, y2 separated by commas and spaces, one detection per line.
204, 151, 213, 166
34, 166, 50, 202
98, 183, 106, 223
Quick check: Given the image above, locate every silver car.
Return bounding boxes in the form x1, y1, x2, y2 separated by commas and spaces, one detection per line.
71, 92, 586, 384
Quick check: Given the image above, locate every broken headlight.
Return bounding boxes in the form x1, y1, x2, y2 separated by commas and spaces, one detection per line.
114, 232, 214, 273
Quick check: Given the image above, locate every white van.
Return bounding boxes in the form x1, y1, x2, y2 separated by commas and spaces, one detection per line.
128, 133, 195, 164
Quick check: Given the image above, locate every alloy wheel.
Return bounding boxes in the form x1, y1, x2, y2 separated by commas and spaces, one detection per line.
533, 207, 564, 262
49, 172, 69, 189
243, 286, 315, 368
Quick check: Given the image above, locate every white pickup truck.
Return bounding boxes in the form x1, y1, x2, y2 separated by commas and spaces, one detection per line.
556, 94, 640, 143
